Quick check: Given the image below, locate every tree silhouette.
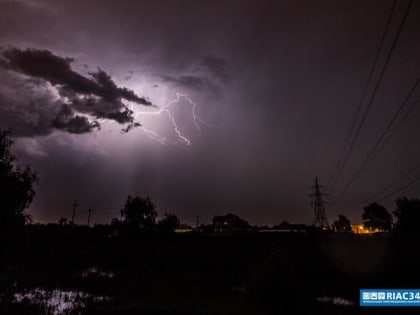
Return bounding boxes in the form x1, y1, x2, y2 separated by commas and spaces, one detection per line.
332, 214, 352, 232
157, 213, 180, 233
0, 130, 37, 240
393, 197, 420, 235
58, 217, 68, 226
362, 202, 392, 232
120, 195, 157, 230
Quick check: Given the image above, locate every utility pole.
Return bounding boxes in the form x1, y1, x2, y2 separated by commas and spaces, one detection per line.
71, 200, 78, 224
195, 215, 199, 231
310, 177, 329, 229
87, 209, 93, 227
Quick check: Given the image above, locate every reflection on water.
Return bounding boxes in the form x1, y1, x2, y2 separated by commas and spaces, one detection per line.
82, 266, 115, 278
13, 287, 110, 315
317, 296, 354, 306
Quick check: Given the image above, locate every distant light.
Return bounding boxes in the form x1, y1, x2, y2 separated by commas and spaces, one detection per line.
351, 224, 382, 234
175, 228, 194, 233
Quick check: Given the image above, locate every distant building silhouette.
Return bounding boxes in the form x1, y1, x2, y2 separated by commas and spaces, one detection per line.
272, 221, 308, 232
212, 213, 251, 233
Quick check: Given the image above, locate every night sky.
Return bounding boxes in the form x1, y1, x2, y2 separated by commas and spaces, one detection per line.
1, 0, 419, 226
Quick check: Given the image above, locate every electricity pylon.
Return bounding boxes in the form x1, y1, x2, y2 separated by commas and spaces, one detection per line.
310, 177, 329, 229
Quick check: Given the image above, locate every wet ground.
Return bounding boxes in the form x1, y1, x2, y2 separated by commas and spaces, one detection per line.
1, 230, 420, 314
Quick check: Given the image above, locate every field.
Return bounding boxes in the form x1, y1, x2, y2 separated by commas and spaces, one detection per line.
1, 229, 420, 314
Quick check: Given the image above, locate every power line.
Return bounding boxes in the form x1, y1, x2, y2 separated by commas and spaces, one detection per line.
333, 78, 419, 204
367, 158, 420, 201
370, 96, 419, 161
29, 200, 121, 224
28, 209, 119, 224
327, 0, 398, 189
378, 174, 420, 201
328, 0, 413, 195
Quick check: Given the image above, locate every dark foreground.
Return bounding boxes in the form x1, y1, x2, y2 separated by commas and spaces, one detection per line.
1, 229, 420, 314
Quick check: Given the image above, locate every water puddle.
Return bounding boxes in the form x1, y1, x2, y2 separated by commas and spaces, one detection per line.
317, 296, 354, 306
81, 266, 115, 278
12, 287, 110, 314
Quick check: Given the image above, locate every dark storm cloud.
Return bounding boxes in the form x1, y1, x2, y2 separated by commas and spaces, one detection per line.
157, 55, 230, 91
0, 67, 60, 137
159, 75, 207, 91
121, 122, 141, 133
96, 108, 134, 124
51, 105, 100, 134
1, 47, 151, 105
0, 47, 152, 136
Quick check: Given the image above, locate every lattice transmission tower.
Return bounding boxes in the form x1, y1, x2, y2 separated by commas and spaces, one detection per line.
310, 177, 329, 229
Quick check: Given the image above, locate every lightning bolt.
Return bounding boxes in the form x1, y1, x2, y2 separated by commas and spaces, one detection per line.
131, 92, 216, 146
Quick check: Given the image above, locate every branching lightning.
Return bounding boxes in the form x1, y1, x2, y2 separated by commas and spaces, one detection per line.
130, 92, 216, 146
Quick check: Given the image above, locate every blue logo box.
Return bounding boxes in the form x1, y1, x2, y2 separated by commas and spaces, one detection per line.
360, 289, 420, 306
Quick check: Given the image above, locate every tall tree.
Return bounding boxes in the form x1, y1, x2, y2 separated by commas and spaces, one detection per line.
0, 130, 37, 239
393, 197, 420, 235
362, 202, 392, 232
332, 214, 352, 232
120, 195, 157, 230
